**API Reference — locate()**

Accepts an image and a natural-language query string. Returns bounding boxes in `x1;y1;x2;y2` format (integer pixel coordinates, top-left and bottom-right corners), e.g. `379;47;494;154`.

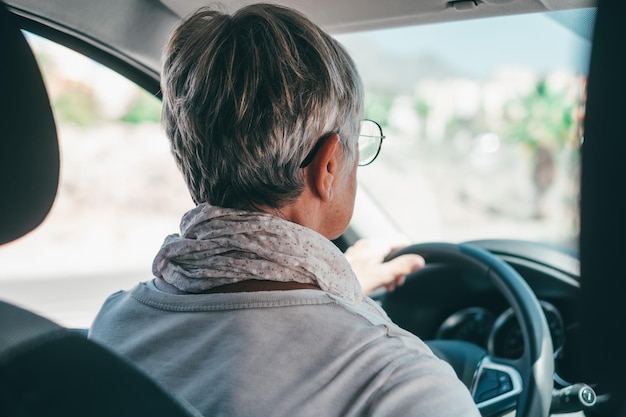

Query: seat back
0;4;202;416
0;3;59;245
0;302;203;417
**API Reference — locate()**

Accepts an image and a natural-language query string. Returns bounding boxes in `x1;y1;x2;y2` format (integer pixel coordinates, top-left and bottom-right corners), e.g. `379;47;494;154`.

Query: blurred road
0;270;145;329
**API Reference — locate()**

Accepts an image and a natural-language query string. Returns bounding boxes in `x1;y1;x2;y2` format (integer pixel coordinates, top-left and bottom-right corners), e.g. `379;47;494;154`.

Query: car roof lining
5;0;175;79
158;0;594;34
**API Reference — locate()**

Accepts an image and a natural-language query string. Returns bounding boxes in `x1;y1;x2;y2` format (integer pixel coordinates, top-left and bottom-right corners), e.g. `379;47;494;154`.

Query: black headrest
0;4;60;245
0;301;204;417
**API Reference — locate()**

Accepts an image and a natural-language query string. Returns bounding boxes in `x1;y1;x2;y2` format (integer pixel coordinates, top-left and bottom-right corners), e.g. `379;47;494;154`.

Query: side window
0;34;193;328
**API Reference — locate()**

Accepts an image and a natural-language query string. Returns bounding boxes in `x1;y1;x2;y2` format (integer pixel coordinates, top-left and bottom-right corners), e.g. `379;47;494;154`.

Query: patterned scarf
152;203;363;304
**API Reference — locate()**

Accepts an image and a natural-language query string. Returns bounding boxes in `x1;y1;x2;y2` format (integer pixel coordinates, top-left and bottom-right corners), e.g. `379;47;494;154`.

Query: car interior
1;0;625;416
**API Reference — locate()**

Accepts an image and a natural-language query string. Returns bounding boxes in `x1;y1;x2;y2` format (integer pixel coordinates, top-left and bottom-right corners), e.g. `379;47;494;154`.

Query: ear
304;133;341;202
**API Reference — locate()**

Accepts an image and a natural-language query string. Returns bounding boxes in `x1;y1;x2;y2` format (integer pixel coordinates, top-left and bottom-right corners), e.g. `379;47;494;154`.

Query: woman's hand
345;238;425;295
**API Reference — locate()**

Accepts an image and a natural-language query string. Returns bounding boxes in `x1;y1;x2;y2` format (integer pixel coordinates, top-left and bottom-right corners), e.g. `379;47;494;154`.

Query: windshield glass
337;9;593;249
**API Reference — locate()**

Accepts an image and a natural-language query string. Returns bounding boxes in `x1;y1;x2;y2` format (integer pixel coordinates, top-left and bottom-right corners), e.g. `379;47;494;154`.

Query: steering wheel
383;242;554;417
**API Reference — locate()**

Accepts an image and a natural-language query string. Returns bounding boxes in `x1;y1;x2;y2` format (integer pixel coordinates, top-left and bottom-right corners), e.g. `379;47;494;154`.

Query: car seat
0;4;202;416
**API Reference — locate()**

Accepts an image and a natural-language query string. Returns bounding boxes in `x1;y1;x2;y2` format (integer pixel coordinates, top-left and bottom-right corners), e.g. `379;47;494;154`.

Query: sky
336;8;594;80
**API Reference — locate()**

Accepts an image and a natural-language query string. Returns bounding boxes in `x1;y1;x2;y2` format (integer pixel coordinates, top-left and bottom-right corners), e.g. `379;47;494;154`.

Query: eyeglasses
299;119;385;168
358;119;385;166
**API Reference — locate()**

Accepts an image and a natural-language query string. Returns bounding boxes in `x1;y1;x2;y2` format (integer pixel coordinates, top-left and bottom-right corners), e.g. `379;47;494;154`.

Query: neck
258;192;330;237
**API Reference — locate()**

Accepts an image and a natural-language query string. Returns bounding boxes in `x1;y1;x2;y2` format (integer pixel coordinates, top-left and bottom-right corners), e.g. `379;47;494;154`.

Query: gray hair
161;3;364;210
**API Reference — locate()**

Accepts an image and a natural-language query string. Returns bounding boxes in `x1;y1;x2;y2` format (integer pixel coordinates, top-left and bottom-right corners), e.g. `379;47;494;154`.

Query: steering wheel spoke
472;356;523;416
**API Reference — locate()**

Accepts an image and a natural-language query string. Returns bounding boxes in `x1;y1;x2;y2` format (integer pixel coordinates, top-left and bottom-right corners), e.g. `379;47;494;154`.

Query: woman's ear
304;133;341;202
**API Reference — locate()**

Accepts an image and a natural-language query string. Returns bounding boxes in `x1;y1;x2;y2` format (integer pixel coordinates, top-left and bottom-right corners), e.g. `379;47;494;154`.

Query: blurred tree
364;92;394;128
503;78;580;219
414;98;431;140
53;83;99;127
120;89;161;124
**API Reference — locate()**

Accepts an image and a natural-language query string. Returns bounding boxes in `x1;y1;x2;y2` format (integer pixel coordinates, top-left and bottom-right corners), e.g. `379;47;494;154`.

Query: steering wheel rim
384;242;554;417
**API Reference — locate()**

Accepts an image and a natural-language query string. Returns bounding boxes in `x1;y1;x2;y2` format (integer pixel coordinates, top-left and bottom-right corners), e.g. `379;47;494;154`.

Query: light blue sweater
89;283;480;417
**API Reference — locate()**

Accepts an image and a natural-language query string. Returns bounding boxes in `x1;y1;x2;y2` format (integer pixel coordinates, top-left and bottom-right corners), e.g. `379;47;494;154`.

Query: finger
396;275;406;286
383;254;425;278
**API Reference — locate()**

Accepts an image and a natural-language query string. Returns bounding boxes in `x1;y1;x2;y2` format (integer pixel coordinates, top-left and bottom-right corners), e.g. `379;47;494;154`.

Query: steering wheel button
477;387;500;402
498;380;512;394
497;372;512;391
479;370;499;388
473;369;500;402
581;387;596;405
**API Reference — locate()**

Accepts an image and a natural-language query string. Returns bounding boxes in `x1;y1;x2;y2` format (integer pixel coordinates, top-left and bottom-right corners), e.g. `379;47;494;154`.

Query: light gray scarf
152;203;363;304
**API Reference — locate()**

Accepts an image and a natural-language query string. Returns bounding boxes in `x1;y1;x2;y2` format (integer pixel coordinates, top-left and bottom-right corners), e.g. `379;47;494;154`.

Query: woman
89;4;480;416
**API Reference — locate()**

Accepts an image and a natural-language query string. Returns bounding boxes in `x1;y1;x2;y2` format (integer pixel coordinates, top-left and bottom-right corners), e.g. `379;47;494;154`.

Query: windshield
337;9;592;249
